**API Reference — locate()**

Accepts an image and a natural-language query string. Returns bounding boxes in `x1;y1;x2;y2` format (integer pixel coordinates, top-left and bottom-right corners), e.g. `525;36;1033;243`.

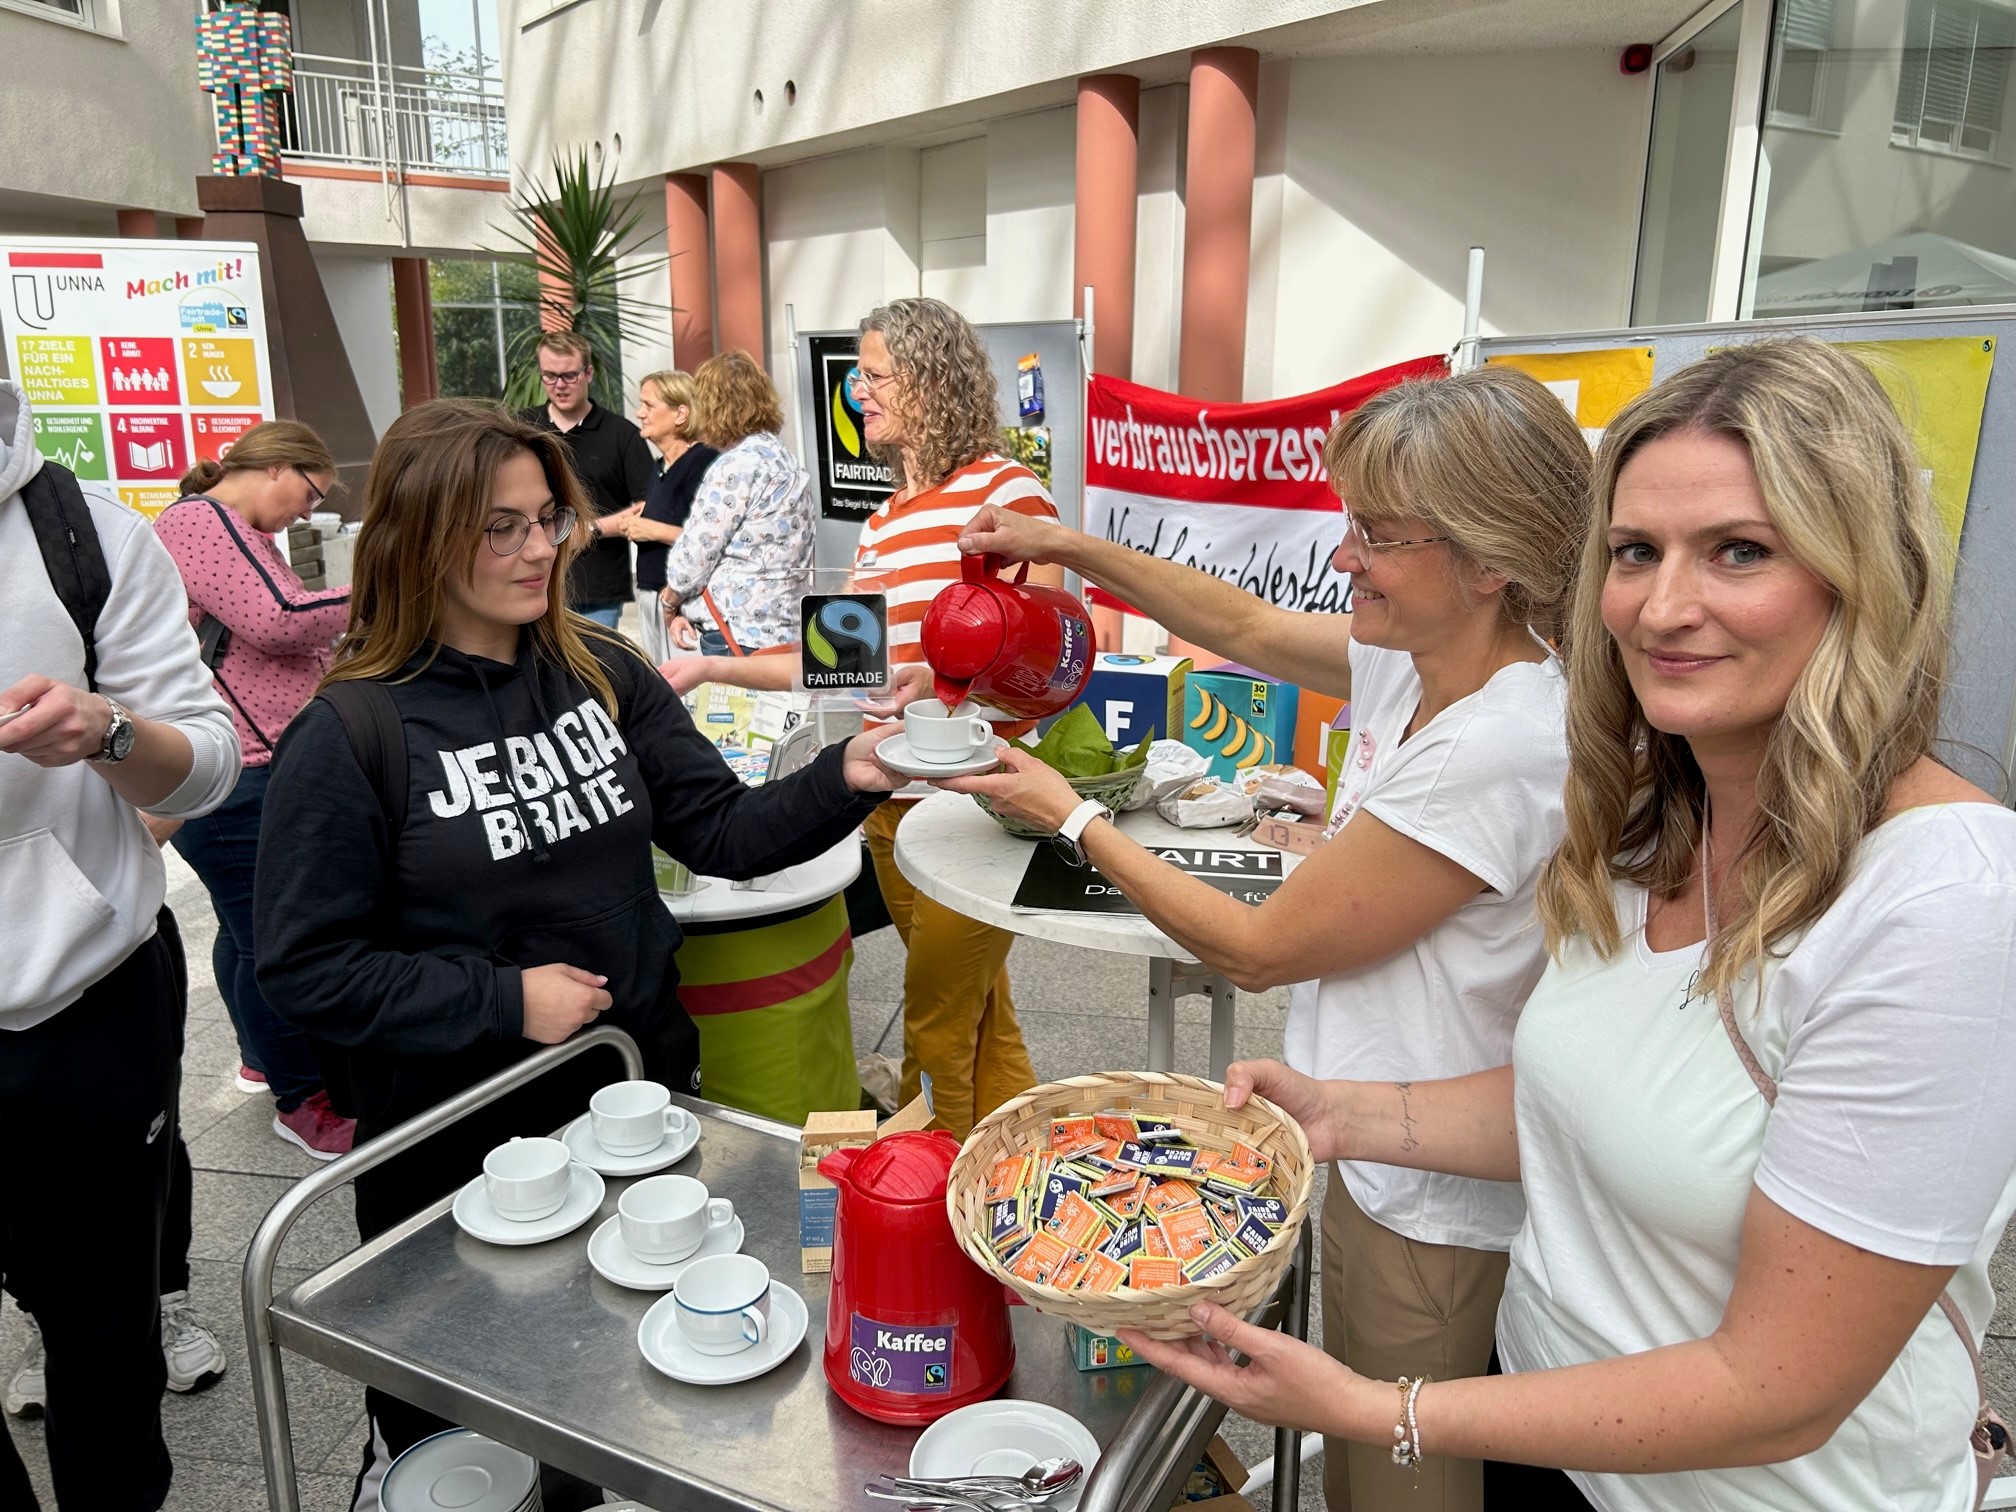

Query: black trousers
0;912;184;1512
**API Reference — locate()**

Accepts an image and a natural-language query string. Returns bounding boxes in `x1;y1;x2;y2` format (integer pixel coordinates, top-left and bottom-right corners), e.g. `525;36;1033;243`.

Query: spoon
908;1458;1082;1500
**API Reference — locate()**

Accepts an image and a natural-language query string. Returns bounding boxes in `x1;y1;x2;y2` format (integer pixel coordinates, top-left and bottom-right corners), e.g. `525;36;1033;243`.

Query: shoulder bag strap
316;680;408;834
1701;822;2007;1500
22;463;112;693
700;584;746;658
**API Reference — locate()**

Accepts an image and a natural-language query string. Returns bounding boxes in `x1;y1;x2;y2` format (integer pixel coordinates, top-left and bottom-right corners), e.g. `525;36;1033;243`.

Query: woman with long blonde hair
251;399;901;1501
1125;338;2016;1512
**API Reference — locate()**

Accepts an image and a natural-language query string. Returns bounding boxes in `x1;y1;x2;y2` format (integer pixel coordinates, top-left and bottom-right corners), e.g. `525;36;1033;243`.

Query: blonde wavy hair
1537;337;1953;996
860;297;1000;490
1322;366;1592;643
640;369;702;442
693;350;783;449
325;399;626;716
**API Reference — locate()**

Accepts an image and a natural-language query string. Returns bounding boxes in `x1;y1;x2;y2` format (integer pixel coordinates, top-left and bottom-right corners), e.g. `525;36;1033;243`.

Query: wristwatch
95;696;136;764
1053;798;1112;867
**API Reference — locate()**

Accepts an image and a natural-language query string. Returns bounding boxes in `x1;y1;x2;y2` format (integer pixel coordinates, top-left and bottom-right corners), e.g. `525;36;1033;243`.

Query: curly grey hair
859;297;1000;490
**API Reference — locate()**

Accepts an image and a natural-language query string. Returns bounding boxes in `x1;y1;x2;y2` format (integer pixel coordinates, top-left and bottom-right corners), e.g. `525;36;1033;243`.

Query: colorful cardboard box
1182;666;1299;778
1293;692;1346;781
798;1094;933;1273
1075;652;1191;752
1066;1323;1145;1372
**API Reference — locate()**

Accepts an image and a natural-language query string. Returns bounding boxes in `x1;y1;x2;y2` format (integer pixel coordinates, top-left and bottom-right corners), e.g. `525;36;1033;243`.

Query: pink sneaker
272;1091;356;1162
234;1065;268;1094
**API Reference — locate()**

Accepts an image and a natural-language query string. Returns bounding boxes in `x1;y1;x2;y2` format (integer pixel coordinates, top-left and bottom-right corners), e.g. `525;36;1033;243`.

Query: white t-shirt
1498;804;2016;1512
1282;640;1569;1250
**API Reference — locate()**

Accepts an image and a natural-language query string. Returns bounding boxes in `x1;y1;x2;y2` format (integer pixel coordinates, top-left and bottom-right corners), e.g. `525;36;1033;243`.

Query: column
536;213;569;333
664;172;715;370
174;217;206;240
391;257;438;408
710;162;764;365
1075;74;1141;651
1177;47;1259;402
115;209;156;238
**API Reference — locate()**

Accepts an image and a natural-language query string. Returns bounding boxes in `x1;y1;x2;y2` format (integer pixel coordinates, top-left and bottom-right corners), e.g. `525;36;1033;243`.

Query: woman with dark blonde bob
1125;339;2016;1512
659;349;814;654
251;399;900;1501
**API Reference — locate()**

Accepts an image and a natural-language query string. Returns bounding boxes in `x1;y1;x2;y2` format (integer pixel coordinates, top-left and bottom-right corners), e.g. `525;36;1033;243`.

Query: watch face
110;719;136;761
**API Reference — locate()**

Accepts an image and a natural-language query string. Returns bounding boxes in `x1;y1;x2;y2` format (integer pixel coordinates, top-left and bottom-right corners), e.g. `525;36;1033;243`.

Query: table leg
1271;1223;1315;1512
1147;958;1178;1072
1204;975;1237;1080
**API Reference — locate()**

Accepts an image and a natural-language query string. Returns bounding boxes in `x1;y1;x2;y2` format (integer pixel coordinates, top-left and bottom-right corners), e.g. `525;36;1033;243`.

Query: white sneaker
161;1290;226;1394
4;1316;43;1418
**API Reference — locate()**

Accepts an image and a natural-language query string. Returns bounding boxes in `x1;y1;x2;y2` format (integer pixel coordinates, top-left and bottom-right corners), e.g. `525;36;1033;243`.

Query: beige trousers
1320;1177;1510;1512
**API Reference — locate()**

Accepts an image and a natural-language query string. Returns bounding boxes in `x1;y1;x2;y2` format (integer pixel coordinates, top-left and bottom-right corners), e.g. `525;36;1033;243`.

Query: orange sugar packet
1049;1117;1098;1152
1093;1112;1139;1144
1009;1230;1073;1287
1044;1191;1108;1250
1141;1223;1173;1259
1143;1179;1202;1216
1159;1206;1217;1262
1052;1247;1095;1291
985;1155;1029;1202
1230;1140;1273;1177
1128;1257;1183;1290
1080;1251;1128;1293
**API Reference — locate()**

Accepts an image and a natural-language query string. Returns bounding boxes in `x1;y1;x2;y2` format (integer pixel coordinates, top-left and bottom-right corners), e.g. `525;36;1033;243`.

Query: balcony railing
282;52;508;178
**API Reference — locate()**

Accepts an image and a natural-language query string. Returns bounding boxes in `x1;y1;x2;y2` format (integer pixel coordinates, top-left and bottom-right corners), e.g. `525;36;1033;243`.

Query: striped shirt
852;454;1059;666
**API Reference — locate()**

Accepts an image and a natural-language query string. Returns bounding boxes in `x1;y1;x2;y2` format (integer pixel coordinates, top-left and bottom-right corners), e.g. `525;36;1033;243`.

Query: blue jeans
580;604;623;629
170;764;323;1111
698;628;732;657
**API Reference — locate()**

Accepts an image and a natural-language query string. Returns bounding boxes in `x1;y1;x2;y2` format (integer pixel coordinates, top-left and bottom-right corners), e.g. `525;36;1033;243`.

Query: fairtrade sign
2;237;273;518
805;333;895;522
1083;357;1444;616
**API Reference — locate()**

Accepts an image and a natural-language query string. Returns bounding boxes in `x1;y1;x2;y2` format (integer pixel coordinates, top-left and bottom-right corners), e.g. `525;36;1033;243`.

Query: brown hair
535;329;594;368
692;350;783;449
640;369;702;442
1320;366;1591;643
1538;337;1952;997
324;399;629;714
859;297;1000;490
177;419;335;498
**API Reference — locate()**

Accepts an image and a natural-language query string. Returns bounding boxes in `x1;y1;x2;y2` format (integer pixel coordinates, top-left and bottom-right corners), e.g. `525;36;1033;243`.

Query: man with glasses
516;331;654;631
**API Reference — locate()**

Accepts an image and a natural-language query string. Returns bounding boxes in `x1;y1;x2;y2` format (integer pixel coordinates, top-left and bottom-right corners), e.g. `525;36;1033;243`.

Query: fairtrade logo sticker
800;594;888;690
180;336;260;406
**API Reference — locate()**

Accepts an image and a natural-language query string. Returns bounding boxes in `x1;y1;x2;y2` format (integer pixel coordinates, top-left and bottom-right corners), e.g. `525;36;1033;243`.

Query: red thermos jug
820;1131;1014;1424
919;553;1095;719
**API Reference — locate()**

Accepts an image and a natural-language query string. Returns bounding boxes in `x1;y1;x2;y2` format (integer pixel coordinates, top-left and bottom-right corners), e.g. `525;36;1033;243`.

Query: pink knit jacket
154;496;351;767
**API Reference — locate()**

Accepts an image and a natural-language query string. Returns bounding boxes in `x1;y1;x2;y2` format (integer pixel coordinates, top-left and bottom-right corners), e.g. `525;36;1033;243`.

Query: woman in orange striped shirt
662;297;1062;1136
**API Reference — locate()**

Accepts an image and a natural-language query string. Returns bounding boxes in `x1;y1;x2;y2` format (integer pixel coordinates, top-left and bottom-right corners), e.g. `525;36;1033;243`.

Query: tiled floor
9;842;2015;1511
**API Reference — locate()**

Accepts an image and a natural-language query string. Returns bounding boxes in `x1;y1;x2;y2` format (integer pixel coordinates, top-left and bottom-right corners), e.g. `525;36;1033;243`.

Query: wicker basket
972;767;1145;839
947;1071;1313;1339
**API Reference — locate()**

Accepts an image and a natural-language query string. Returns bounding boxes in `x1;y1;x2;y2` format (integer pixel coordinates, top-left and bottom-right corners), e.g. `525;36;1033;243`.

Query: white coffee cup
482;1137;573;1221
590;1079;683;1156
619;1174;734;1264
902;698;995;762
673;1253;771;1356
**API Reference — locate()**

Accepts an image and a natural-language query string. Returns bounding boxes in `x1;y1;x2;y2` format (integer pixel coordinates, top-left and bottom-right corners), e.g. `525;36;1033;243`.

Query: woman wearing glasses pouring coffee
940;365;1591;1512
250;400;902;1502
1119;340;2016;1512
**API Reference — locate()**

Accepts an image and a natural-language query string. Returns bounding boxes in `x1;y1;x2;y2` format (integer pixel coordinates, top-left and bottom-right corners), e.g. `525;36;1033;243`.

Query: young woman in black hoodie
254;399;897;1497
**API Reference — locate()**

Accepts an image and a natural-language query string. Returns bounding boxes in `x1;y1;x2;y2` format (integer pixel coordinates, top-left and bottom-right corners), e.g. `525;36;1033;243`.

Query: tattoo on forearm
1395;1081;1420;1152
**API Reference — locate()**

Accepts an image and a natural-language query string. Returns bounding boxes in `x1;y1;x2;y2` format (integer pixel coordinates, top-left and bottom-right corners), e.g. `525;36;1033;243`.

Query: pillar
536;212;569;334
391;257;438;408
175;217;206;240
1177;47;1259;402
664;172;715;370
1075;74;1141;651
711;162;764;366
116;209;156;238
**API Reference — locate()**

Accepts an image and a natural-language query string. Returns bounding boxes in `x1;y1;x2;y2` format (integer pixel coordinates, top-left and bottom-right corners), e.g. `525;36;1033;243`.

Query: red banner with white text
1083;356;1444;615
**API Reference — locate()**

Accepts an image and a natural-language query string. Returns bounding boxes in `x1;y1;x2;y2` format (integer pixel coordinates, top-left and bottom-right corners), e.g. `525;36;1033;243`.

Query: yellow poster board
1487;346;1656;444
1837;336;1994;544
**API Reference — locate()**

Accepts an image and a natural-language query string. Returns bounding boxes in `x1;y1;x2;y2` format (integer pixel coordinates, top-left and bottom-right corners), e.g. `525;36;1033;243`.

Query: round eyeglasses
482;506;577;557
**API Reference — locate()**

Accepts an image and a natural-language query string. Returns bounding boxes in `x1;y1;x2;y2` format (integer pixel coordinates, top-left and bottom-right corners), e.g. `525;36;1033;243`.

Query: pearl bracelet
1390;1374;1431;1471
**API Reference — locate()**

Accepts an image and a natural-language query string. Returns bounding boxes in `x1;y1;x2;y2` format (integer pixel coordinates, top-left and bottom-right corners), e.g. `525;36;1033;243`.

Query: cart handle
245;1026;644;1512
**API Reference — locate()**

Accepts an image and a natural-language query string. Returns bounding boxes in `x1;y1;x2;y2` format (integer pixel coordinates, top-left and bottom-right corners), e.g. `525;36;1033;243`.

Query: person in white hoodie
0;380;238;1510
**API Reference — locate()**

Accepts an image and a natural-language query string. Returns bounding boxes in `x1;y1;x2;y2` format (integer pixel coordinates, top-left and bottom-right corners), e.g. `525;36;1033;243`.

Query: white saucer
910;1400;1102;1512
560;1108;700;1176
452;1163;605;1246
637;1281;809;1386
875;733;1005;780
586;1213;745;1291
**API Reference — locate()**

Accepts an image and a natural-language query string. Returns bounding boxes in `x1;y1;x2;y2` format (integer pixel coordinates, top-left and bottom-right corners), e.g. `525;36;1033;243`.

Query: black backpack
21;461;112;693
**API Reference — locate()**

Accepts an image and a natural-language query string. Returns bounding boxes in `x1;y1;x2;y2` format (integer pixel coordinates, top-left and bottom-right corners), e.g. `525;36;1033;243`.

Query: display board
1479;309;2016;795
793;317;1082;575
0;237;275;518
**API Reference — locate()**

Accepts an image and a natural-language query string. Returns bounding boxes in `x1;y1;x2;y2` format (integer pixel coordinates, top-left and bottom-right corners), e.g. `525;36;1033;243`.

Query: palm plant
495;147;670;411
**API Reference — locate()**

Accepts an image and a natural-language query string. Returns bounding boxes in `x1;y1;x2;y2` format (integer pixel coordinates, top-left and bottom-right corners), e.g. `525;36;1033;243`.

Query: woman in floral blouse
661;350;815;653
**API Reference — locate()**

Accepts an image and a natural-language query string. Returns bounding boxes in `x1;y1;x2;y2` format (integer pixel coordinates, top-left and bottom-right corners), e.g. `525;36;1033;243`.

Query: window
11;0;91;21
1771;0;1838;126
1892;0;2015;158
427;259;538;402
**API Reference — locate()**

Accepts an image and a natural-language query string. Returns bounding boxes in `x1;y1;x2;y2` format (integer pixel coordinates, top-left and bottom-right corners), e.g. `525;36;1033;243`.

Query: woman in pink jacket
154;422;355;1159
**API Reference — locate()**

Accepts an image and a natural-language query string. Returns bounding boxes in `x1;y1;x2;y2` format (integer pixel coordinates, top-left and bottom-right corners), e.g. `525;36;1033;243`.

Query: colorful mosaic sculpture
197;2;295;177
